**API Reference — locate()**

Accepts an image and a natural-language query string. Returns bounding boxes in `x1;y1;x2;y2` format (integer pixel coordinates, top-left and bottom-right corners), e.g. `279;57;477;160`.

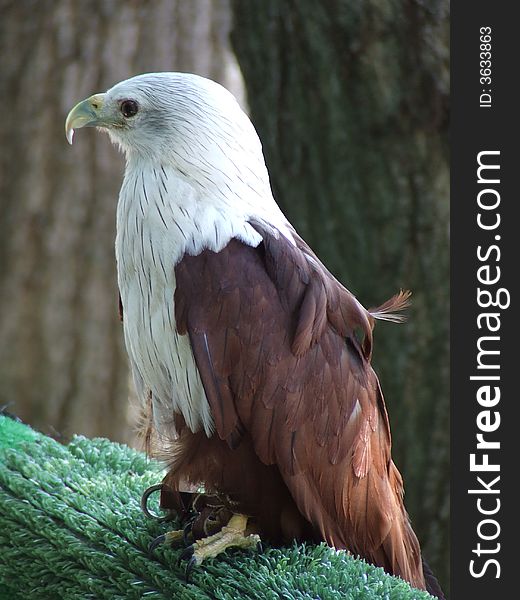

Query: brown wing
174;223;425;590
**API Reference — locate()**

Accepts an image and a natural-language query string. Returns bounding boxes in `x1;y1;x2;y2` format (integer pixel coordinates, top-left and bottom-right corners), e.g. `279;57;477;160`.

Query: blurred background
0;0;449;593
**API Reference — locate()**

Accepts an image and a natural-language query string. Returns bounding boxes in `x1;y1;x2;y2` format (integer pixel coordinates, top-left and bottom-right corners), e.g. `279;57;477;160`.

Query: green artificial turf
0;414;433;599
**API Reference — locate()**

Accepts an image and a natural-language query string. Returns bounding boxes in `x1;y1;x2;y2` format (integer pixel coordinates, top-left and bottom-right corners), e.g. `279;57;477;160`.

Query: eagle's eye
120;100;139;118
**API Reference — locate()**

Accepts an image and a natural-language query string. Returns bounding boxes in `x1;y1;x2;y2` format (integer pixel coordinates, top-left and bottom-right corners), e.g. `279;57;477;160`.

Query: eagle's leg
179;513;261;577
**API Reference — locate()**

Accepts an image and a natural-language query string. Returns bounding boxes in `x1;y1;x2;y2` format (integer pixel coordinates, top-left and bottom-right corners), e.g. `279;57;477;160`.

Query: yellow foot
179;514;261;580
191;514;260;565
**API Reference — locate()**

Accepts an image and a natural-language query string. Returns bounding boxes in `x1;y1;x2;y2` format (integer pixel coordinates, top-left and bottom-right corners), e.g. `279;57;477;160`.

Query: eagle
66;72;443;597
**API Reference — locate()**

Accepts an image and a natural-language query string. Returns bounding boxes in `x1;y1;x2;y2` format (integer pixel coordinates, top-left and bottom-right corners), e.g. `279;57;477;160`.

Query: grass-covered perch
0;415;433;599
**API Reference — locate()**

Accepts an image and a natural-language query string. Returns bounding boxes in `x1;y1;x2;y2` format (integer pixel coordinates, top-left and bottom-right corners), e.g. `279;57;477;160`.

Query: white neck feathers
117;159;293;268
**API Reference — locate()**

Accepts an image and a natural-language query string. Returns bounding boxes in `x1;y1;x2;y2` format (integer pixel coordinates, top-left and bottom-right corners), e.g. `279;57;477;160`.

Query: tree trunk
0;0;242;443
231;0;449;592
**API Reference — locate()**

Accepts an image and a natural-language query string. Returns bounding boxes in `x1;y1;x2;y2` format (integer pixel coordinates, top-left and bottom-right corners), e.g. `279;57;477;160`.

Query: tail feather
369;290;412;323
422;559;446;599
379;515;425;592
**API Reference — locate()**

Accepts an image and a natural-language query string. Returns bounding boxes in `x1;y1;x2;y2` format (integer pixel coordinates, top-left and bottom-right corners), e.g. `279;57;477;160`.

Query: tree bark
0;0;242;443
231;0;449;592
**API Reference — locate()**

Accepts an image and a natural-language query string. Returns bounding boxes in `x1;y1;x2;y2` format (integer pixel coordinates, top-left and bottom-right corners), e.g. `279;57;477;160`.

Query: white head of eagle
65;73;428;594
67;73;290;250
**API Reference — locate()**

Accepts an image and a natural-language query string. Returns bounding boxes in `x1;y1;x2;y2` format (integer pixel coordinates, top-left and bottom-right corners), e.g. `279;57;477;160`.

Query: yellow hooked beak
65;93;106;144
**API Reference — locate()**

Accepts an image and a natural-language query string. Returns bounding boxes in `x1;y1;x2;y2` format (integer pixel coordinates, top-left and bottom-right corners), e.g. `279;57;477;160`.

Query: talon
185;555;197;582
141;483;172;522
177;544;195;565
183;518;195;546
150;529;186;553
149;533;166;553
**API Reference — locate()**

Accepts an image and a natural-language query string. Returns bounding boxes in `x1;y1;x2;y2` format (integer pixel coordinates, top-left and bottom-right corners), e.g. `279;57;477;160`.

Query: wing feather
174;224;425;590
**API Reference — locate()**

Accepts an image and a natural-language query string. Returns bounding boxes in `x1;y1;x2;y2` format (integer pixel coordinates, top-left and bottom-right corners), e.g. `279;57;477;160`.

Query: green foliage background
0;415;433;599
